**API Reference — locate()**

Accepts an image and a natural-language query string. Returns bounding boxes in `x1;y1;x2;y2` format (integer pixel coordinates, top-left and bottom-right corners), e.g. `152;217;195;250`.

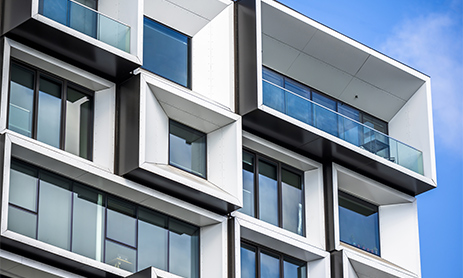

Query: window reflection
338;191;380;256
241;150;305;236
7;160;200;276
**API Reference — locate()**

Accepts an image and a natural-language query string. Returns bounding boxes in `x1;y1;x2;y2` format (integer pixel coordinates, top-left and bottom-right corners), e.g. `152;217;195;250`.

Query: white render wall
389;81;436;182
332;164;421;277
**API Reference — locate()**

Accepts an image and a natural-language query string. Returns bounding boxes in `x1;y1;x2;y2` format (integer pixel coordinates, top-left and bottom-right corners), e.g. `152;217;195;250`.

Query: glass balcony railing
39;0;130;52
263;79;424;175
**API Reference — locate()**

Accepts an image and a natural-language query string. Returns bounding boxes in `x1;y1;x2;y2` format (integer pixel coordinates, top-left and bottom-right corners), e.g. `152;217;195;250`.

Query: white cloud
380;12;463;154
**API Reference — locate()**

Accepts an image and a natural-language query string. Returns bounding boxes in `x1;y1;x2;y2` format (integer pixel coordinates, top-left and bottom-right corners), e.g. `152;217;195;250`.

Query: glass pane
37;173;72;250
37;77;62;148
284;259;307;278
240;244;256;278
8;205;37;238
169;121;206;178
263;80;285;113
137;208;168;271
169;218;199;278
258;160;278;226
99;13;131;52
339;192;380;256
74;0;97;9
9;162;38;211
72;185;105;261
286;92;311;125
285;79;310;99
241;151;255;217
65;87;93;160
312;92;337;136
106;198;136;247
338;104;361;146
39;0;68;25
9;63;35;137
143;18;189;87
105;240;136;272
260;251;280;278
69;0;97;38
282;169;303;235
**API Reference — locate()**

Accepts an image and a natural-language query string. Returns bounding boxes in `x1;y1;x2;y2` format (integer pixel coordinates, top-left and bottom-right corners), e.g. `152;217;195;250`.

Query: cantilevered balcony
1;0;142;81
39;0;130;52
263;79;424;175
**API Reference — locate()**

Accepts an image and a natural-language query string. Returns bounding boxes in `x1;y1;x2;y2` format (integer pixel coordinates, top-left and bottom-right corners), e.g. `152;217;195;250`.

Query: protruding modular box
236;0;436;196
117;72;242;215
0;0;143;81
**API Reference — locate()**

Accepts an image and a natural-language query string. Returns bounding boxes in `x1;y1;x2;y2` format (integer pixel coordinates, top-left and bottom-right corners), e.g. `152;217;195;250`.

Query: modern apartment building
0;0;436;277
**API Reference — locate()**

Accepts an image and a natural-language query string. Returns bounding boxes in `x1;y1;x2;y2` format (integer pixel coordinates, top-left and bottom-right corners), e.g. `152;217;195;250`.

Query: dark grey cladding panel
4;17;140;82
331;250;344;278
1;0;32;35
0;236;122;278
116;74;141;176
125;168;239;215
243;109;434;196
236;0;259;115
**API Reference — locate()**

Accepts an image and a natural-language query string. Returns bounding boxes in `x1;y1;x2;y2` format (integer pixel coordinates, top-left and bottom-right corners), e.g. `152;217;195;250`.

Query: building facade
0;0;436;278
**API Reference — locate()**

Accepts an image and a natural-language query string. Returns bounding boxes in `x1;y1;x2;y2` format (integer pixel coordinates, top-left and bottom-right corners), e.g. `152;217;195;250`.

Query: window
169;120;207;178
241;150;304;236
7;160;200;278
143;17;190;88
8;61;93;160
262;67;388;134
241;242;307;278
338;191;380;256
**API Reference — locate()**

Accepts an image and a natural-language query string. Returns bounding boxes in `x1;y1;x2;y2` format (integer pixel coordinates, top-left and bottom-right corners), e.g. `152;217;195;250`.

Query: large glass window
8;61;94;160
241;242;307;278
7;160;199;278
338;191;380;256
169;120;207;178
143;17;190;88
241;150;304;236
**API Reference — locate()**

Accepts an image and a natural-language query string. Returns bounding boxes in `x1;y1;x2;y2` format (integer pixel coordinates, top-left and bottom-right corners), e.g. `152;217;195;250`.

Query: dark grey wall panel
1;0;32;36
116;74;141;176
236;0;258;115
330;250;344;278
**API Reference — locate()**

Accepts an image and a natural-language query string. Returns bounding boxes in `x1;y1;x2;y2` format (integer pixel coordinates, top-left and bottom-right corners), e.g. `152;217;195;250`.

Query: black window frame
7;158;201;276
7;59;94;160
142;16;192;89
242;148;306;236
241;240;307;278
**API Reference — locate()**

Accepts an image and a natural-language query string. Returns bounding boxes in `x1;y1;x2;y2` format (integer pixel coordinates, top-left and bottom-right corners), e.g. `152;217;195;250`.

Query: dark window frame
142;16;192;89
242;148;305;236
8;159;201;276
241;240;307;278
7;59;94;160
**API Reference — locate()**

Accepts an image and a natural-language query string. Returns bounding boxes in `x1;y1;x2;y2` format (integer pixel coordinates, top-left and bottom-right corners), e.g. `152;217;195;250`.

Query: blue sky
279;0;463;276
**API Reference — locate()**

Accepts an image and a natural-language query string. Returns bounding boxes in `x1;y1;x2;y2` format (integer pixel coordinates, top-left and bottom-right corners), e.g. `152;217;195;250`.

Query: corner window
169;120;207;178
8;61;94;160
143;17;190;88
241;242;307;278
7;160;200;277
241;150;304;236
338;191;380;256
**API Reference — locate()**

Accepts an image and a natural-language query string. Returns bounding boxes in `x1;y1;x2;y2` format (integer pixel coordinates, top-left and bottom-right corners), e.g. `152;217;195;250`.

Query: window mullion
32;71;40;140
60;81;67;150
255;154;260;221
277;162;283;229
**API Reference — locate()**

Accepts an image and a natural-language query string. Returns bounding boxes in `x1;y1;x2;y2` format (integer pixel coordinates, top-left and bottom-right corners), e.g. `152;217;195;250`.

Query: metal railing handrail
262;79;422;154
69;0;131;29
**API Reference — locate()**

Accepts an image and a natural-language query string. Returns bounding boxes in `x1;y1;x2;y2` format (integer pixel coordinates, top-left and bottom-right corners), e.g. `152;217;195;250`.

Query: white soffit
261;1;426;121
144;0;230;36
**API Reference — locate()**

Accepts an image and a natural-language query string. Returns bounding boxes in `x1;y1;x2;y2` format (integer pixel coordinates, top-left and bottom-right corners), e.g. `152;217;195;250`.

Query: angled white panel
340;77;406;122
287;52;353;98
303;30;369;75
262;34;301;73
